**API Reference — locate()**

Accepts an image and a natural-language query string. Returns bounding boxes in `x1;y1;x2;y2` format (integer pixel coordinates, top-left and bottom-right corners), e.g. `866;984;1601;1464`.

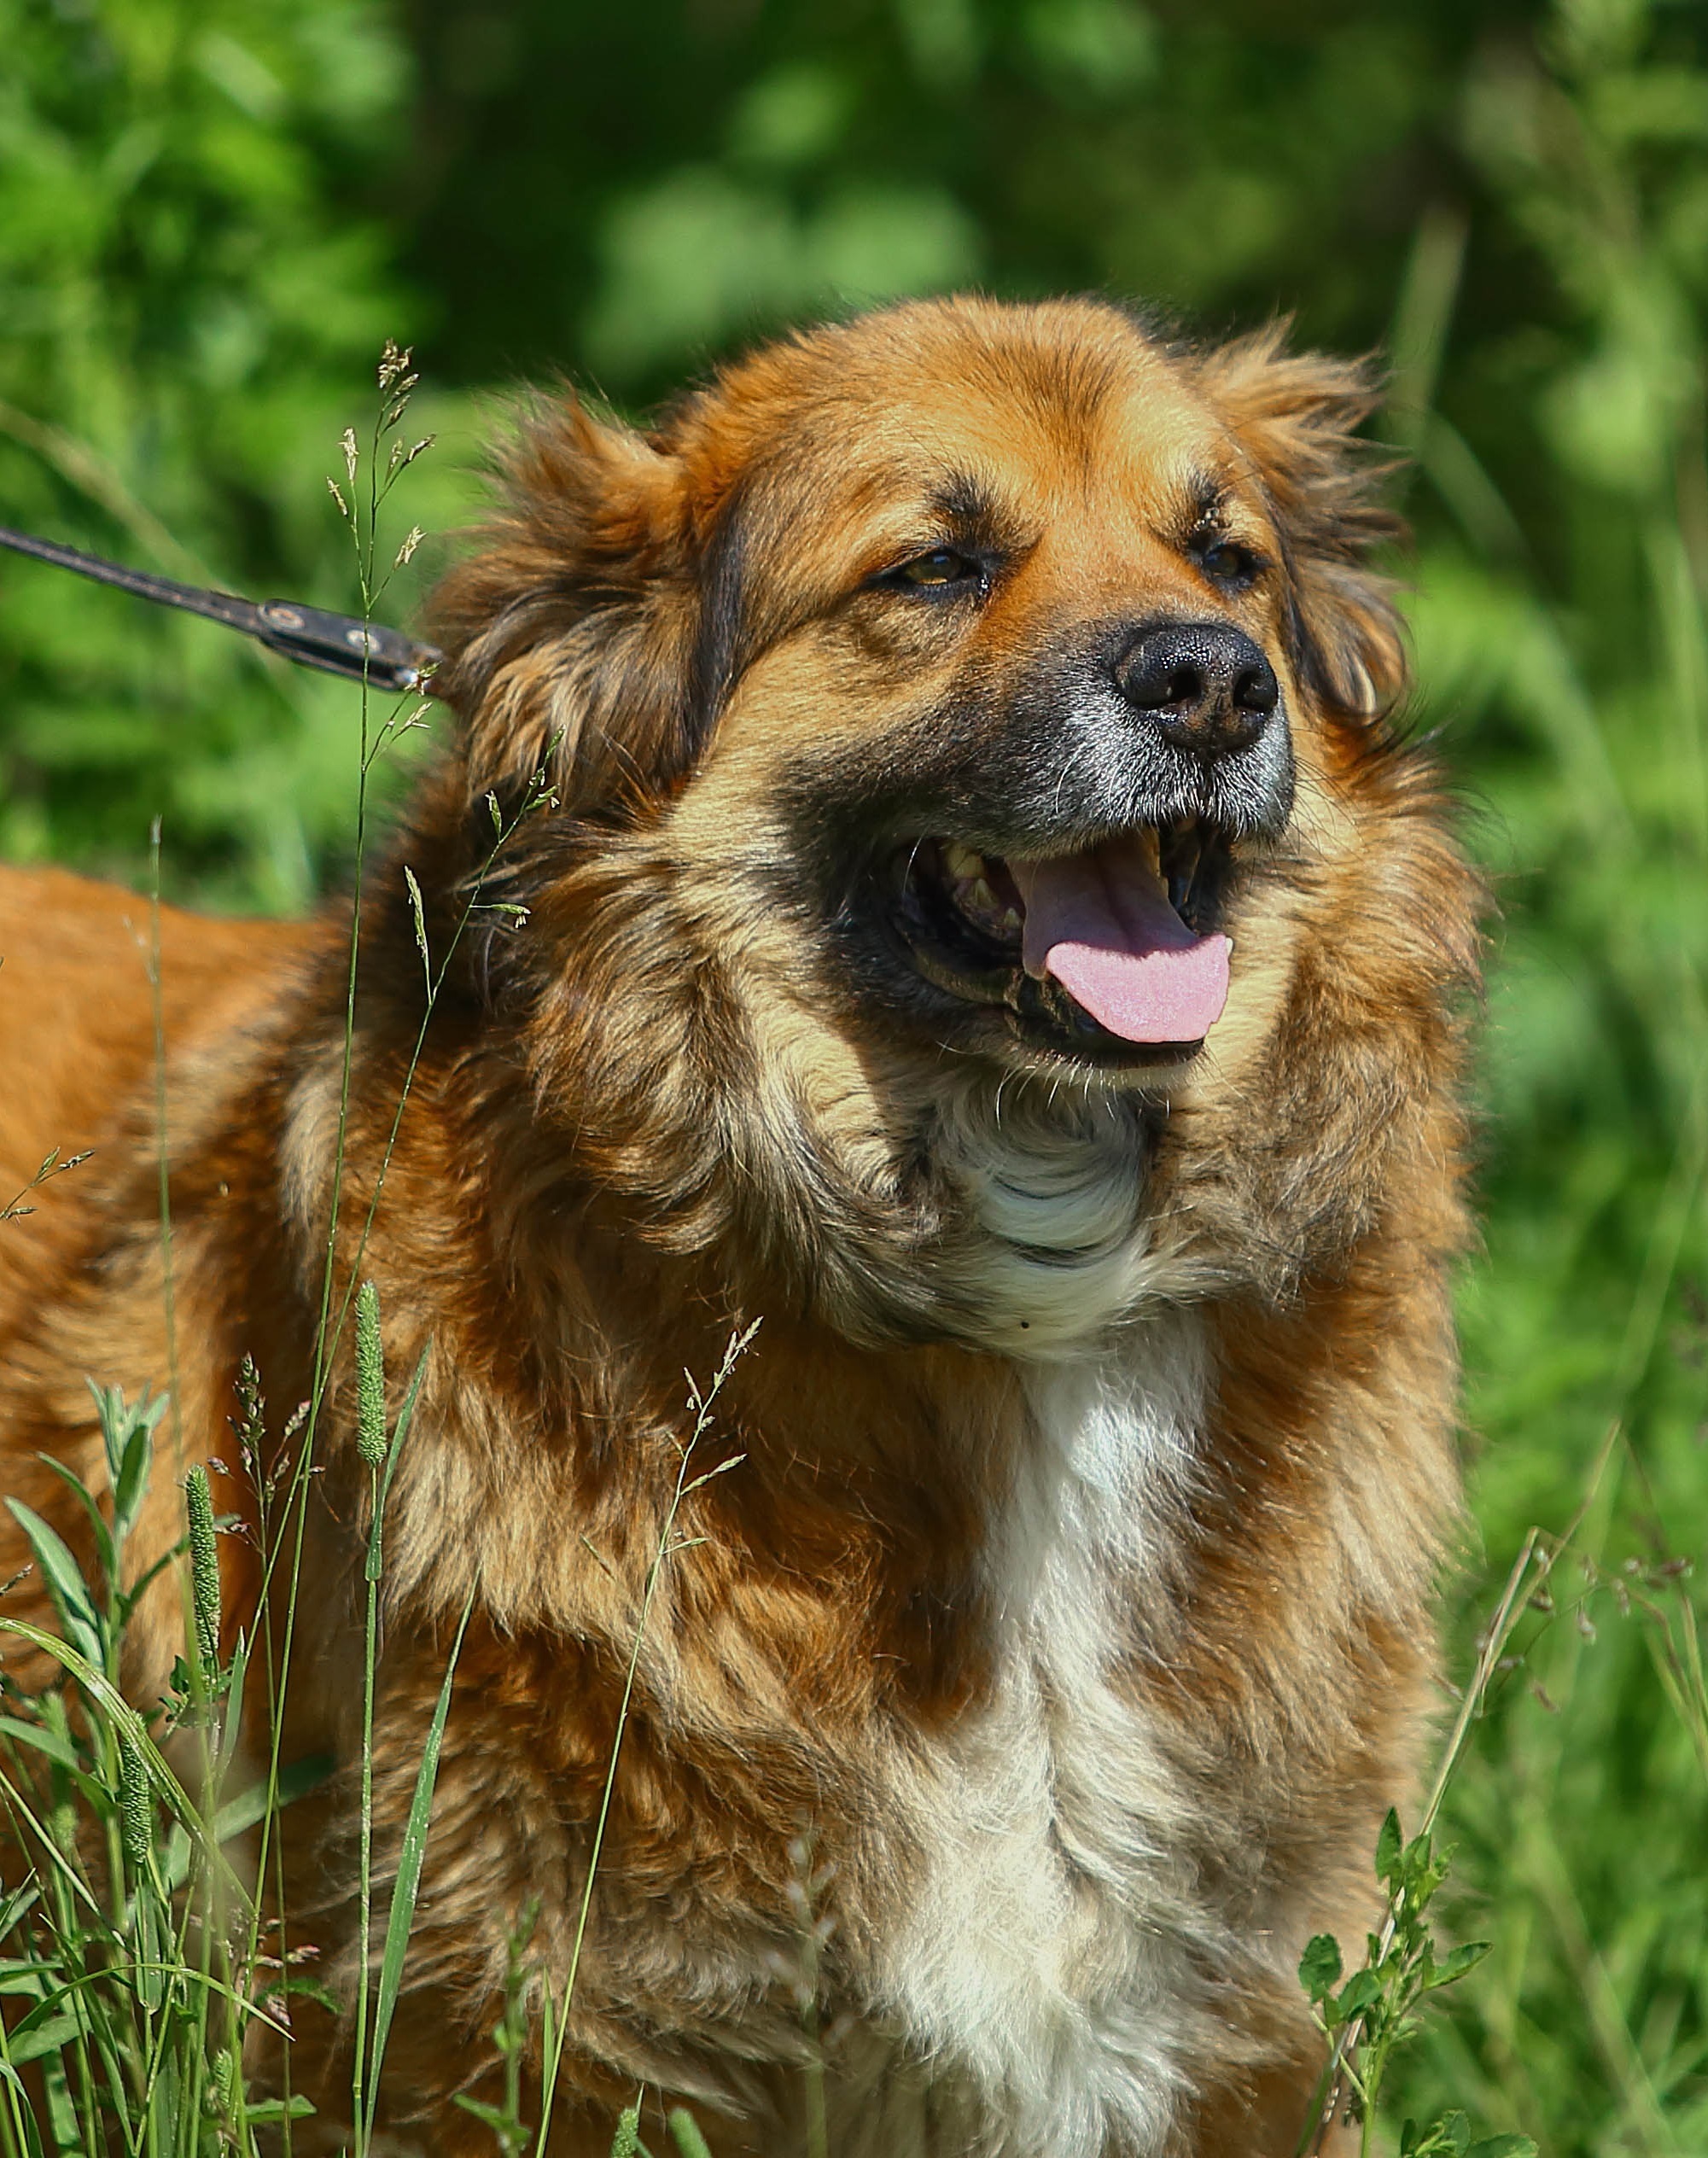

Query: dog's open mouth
889;821;1233;1064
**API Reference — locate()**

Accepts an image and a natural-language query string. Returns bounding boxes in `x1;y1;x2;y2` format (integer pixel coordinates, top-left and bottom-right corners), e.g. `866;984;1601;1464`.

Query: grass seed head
119;1731;151;1875
357;1279;388;1468
184;1464;221;1680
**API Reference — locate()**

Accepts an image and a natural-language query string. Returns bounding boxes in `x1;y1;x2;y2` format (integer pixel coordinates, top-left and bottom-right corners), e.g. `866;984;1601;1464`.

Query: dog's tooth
944;841;984;882
966;876;997;915
1000;907;1023;934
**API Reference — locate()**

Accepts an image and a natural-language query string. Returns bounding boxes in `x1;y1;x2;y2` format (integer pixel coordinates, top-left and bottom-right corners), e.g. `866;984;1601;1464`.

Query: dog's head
428;297;1473;1351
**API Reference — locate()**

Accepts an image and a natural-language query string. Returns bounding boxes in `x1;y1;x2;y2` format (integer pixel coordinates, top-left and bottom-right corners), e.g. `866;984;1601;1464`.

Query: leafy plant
1297;1812;1534;2158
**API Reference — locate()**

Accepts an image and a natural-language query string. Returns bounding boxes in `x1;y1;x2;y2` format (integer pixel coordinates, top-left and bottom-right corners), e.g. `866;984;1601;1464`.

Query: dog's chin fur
0;295;1478;2156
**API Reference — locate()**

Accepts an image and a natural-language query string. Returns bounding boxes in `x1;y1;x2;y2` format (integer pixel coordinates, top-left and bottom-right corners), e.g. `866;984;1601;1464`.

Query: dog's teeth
952;872;1023;947
943;841;984;882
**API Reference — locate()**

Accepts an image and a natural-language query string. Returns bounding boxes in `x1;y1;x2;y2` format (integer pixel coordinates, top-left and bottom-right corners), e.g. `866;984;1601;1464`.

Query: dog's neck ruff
927;1078;1169;1356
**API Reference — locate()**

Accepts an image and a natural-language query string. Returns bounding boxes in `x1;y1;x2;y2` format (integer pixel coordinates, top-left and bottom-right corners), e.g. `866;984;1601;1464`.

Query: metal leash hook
0;523;446;697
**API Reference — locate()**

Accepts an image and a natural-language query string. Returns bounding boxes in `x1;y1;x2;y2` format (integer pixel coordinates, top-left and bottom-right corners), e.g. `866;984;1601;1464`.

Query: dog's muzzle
1064;615;1294;843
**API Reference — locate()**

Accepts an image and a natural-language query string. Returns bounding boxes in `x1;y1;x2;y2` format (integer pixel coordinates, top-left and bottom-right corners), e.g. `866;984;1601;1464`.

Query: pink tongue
1009;841;1230;1045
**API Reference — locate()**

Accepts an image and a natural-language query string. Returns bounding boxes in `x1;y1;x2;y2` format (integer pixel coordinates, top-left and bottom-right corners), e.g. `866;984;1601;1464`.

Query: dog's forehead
697;301;1248;534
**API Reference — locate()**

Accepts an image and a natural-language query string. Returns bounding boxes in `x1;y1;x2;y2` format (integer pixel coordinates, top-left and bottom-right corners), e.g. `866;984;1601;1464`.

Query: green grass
1381;11;1708;2147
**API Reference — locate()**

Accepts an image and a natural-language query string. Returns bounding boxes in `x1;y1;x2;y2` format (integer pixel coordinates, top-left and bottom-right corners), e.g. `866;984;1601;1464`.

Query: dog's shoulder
0;864;314;1192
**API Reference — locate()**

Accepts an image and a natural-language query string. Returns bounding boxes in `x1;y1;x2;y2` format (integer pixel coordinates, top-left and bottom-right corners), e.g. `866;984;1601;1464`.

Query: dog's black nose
1112;623;1280;759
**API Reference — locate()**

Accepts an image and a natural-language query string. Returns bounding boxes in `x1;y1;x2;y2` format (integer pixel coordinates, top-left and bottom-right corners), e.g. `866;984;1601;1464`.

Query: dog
0;296;1478;2155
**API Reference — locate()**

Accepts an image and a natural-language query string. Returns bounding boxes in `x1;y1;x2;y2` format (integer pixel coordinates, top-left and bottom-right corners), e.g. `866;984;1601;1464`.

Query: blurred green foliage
400;0;1534;396
0;0;441;904
2;0;1707;2148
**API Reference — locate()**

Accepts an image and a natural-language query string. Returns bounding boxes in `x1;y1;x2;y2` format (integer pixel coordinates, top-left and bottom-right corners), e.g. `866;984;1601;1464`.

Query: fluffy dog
0;296;1478;2155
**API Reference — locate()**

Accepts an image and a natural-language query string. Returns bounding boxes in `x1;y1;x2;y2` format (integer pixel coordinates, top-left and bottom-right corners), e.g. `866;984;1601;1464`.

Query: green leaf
90;1380;129;1496
1297;1932;1343;2002
0;1882;39;1941
362;1589;475;2130
1466;2138;1538;2157
0;1716;109;1822
39;2050;78;2154
214;1751;335;1842
5;2008;81;2068
0;1616;201;1843
5;1500;104;1672
119;1543;189;1627
35;1456;116;1595
453;2094;516;2133
1375;1806;1404;1885
112;1400;160;1547
162;1749;335;1891
1334;1968;1384;2021
6;1982;92;2069
213;1629;254;1786
0;1716;80;1775
240;2097;317;2124
1406;1839;1449;1908
1427;1939;1494;1989
86;1380;166;1548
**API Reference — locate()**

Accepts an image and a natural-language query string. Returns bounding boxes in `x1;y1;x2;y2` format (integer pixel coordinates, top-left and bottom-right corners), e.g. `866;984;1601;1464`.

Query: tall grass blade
0;1618;201;1839
362;1588;475;2132
0;2062;46;2158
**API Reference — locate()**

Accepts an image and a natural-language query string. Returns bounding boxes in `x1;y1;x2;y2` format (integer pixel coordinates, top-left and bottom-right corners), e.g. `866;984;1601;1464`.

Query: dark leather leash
0;522;445;697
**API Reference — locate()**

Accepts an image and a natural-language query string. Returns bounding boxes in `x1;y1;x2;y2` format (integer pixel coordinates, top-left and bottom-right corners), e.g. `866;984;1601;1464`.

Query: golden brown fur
0;298;1478;2155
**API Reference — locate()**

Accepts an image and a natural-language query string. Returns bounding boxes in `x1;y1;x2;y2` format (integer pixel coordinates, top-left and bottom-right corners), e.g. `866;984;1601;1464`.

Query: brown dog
0;297;1478;2155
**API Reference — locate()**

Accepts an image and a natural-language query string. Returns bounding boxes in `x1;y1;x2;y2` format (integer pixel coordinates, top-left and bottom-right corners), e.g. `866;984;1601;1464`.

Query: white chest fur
858;1316;1217;2158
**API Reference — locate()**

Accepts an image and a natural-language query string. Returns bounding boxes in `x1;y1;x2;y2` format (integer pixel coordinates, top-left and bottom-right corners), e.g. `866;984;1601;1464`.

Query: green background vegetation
1;0;1705;2146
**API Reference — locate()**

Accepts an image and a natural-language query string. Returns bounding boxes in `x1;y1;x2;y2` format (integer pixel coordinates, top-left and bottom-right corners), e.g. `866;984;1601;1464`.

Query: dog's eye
889;549;983;592
1196;538;1262;586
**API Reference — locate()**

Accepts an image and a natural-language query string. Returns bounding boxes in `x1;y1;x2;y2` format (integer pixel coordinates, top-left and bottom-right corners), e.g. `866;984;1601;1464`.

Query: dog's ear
429;395;739;814
1192;325;1406;724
